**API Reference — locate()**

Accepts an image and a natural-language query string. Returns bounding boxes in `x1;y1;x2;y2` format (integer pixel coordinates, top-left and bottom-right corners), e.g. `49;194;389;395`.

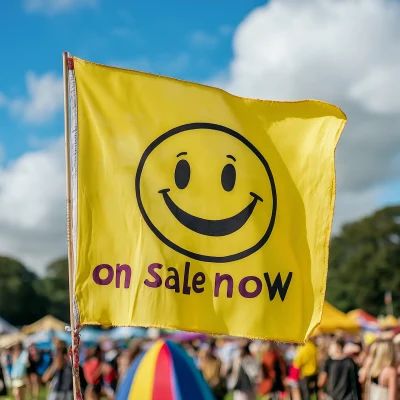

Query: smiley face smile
158;188;263;237
136;122;277;263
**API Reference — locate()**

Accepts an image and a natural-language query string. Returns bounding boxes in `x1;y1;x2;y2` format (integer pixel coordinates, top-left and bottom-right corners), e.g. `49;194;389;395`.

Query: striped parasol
116;340;214;400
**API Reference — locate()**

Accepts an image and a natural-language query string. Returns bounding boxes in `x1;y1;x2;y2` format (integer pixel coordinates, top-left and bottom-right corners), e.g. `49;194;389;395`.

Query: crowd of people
0;330;399;400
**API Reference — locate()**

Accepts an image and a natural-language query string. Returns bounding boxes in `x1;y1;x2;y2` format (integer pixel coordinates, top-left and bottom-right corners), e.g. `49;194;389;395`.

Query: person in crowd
283;344;297;368
37;349;53;378
198;343;227;400
43;340;86;400
359;339;378;394
227;342;259;400
1;348;12;389
116;339;143;389
83;345;103;400
344;341;363;367
182;342;199;366
26;344;42;400
258;341;286;400
292;336;318;399
318;336;361;400
365;339;397;400
102;360;118;400
217;338;238;376
286;362;301;400
394;334;400;396
0;360;7;397
10;342;29;400
316;336;331;370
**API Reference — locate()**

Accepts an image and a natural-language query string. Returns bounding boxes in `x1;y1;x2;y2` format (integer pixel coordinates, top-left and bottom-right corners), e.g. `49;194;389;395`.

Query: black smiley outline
135;122;277;263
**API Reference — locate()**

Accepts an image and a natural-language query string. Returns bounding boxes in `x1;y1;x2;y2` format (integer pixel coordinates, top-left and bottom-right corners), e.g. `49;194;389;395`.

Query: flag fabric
67;55;346;343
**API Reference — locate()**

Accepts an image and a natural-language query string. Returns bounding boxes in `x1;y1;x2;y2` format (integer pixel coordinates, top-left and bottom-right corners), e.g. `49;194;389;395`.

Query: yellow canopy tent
378;315;398;330
313;302;360;335
22;315;67;334
0;332;26;349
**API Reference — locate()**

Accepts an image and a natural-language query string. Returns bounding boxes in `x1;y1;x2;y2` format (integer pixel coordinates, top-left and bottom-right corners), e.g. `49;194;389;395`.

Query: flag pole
62;51;79;400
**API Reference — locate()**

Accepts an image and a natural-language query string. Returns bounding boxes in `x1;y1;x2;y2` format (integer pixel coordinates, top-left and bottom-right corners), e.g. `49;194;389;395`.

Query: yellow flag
67;55;346;342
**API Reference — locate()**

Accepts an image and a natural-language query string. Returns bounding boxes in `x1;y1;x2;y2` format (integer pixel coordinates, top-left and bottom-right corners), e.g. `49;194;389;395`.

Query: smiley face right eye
221;163;236;192
175;159;190;189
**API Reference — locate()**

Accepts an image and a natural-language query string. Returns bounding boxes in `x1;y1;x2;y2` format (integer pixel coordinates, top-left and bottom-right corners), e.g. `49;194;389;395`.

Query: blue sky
0;0;265;162
0;0;399;273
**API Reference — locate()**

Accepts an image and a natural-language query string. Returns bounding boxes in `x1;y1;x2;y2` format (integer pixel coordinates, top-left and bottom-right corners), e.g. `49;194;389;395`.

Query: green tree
327;205;400;316
41;258;70;322
0;256;48;326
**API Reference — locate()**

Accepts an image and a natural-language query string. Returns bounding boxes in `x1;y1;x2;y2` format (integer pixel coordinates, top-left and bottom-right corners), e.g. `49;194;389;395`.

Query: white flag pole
62;51;81;400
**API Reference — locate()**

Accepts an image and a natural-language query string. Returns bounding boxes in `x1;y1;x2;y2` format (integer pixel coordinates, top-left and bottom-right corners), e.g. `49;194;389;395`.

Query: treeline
1;205;399;326
0;257;70;326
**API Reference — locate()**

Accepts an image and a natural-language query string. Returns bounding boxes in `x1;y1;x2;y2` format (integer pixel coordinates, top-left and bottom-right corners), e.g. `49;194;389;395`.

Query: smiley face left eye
221;164;236;192
175;159;191;189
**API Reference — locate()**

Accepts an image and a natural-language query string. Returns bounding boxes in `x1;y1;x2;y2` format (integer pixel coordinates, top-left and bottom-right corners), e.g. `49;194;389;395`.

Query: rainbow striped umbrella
116;340;214;400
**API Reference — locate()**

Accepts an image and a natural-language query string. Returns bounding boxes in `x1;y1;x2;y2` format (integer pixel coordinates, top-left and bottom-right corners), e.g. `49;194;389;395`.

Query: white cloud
7;72;63;124
2;0;400;275
213;0;400;231
24;0;97;14
332;188;379;234
0;138;66;274
348;66;400;114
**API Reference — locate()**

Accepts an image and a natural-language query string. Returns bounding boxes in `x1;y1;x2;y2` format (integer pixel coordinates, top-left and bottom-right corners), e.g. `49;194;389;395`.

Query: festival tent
378;315;399;330
22;315;67;334
80;327;104;344
313;302;360;334
348;309;377;323
348;309;379;331
24;330;71;348
24;331;71;349
0;316;18;335
108;327;147;341
0;332;26;349
116;340;214;400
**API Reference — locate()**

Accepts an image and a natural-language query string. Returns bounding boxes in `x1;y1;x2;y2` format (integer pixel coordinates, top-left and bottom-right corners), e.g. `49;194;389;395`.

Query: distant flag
63;53;346;343
385;292;392;305
385;291;393;305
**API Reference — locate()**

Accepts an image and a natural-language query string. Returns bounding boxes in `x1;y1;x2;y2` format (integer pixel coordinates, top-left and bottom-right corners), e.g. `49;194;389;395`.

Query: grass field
0;389;237;400
0;388;238;400
0;390;236;400
1;388;315;400
0;386;46;400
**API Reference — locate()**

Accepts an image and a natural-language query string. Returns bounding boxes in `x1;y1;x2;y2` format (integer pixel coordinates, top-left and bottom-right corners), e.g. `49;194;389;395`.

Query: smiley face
135;123;277;263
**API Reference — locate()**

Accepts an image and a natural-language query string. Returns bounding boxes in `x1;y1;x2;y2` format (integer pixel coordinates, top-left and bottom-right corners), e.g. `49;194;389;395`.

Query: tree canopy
40;258;70;322
0;257;48;326
327;205;400;316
